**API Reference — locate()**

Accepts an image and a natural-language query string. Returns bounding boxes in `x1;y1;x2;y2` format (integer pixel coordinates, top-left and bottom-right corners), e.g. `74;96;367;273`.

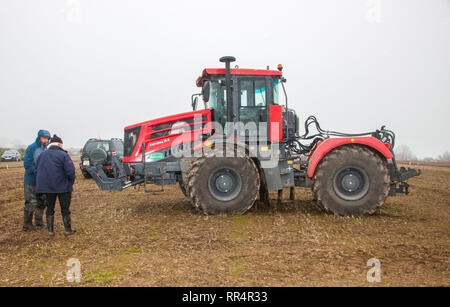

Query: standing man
23;129;51;231
36;135;76;236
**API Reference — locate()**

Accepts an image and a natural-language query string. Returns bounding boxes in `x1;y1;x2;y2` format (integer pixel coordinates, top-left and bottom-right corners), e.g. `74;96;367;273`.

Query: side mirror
192;96;198;110
202;81;210;103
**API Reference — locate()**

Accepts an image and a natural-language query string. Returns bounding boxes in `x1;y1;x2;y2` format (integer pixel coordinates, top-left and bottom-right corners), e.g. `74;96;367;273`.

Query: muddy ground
0;158;448;286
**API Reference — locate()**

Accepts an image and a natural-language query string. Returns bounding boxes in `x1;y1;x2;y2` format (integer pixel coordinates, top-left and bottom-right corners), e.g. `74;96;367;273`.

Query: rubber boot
34;208;45;229
22;211;37;231
47;215;54;236
62;215;76;236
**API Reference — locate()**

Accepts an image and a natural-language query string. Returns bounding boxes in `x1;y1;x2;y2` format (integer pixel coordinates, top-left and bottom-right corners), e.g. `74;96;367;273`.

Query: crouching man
36;135;76;236
23;129;51;230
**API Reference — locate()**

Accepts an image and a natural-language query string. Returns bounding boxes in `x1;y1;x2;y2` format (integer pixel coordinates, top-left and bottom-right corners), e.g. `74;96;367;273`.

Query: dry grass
0;158;448;286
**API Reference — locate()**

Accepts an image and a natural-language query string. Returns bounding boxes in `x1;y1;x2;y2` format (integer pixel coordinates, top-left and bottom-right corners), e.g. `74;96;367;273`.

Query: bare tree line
395;145;450;162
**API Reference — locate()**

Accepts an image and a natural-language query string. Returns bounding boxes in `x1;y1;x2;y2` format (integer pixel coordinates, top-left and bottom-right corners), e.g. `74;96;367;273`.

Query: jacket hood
35;130;51;144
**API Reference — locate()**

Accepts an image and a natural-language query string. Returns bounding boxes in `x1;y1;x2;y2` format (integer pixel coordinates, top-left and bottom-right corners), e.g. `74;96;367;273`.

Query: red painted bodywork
123;109;212;163
197;68;282;86
268;105;283;142
306;137;393;178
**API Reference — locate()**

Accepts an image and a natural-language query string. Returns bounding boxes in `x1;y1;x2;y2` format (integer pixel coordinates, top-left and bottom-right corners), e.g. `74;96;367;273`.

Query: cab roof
197;68;282;87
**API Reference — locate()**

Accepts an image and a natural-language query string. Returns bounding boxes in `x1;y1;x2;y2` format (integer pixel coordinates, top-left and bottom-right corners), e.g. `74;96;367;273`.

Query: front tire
178;175;188;198
312;145;389;217
186;147;260;215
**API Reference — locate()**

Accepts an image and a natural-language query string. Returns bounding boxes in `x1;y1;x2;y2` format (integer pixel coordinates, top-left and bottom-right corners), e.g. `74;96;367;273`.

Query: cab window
239;79;267;137
273;79;279;105
240;80;266;107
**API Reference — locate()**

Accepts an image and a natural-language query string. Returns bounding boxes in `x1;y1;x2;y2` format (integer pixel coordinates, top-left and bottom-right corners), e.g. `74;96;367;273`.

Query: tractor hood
122;109;212;163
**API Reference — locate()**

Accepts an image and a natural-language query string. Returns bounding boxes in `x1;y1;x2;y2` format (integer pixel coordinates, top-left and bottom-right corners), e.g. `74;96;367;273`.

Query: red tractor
87;56;420;216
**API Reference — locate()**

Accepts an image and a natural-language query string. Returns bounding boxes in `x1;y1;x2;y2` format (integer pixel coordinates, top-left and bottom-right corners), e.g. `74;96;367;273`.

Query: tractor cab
194;56;286;139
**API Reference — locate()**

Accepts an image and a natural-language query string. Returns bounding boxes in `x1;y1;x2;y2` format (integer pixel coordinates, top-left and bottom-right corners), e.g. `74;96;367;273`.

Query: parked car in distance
79;138;123;178
1;150;22;162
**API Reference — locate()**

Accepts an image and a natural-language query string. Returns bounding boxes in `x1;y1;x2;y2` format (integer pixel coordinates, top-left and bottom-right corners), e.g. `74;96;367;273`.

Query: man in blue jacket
23;129;51;231
36;135;76;236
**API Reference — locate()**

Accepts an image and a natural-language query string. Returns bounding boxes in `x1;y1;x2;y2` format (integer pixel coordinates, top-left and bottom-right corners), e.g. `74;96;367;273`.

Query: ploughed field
0;158;448;286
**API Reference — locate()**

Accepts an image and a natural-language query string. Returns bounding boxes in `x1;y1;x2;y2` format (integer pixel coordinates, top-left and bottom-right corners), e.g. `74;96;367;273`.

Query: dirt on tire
313;145;389;217
186;146;260;215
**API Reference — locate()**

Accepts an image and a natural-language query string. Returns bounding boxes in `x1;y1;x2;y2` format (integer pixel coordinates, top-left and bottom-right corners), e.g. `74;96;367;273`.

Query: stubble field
0;158;448;286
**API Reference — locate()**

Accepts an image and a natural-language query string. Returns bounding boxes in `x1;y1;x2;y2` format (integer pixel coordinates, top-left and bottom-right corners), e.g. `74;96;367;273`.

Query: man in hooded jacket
23;129;51;231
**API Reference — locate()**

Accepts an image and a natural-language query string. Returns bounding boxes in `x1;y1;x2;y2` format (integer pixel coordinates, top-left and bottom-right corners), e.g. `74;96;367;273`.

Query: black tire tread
312;145;389;217
185;146;260;215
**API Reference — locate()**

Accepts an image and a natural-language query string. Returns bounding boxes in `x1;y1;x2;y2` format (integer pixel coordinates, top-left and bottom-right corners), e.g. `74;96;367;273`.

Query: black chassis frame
87;143;421;201
86;140;291;193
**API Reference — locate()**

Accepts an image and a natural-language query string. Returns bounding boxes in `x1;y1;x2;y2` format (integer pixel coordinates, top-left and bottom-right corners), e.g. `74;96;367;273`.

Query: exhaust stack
219;56;236;127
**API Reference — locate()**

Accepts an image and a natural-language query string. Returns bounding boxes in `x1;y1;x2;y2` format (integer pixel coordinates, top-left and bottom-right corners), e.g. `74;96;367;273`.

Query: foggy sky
0;0;449;158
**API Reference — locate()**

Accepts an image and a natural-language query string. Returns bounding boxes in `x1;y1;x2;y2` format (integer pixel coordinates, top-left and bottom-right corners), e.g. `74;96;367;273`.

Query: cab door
237;77;269;139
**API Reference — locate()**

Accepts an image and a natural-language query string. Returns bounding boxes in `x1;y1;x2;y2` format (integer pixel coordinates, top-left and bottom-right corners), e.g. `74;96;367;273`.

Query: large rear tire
312;145;389;217
186;147;260;215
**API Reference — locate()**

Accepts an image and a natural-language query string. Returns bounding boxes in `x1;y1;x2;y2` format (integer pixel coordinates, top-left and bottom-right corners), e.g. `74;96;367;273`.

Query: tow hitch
388;165;422;196
86;156;139;191
86;149;181;192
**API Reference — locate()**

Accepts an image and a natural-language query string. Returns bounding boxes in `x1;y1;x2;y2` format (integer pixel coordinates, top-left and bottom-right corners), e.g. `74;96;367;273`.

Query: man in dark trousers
36;135;76;236
23;129;51;230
